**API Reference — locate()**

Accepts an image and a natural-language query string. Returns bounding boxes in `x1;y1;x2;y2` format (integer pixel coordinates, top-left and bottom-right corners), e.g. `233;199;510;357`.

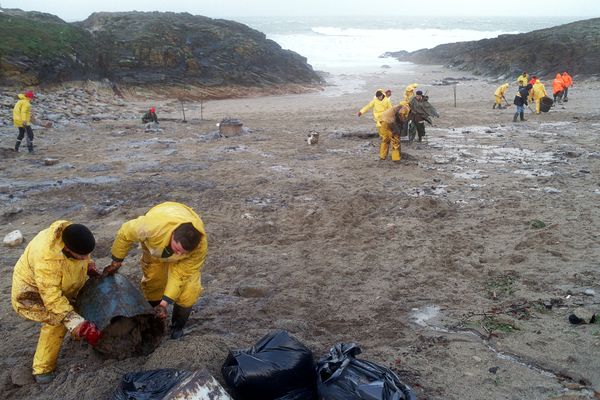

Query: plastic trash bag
316;343;416;400
221;329;317;400
113;369;191;400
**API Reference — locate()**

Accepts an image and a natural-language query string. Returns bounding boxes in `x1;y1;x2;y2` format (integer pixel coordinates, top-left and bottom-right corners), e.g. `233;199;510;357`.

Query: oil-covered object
75;273;165;359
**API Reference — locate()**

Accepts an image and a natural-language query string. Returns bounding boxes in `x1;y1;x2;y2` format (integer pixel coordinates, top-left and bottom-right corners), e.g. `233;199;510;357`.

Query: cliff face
385;18;600;79
0;9;95;85
77;12;322;86
0;9;322;87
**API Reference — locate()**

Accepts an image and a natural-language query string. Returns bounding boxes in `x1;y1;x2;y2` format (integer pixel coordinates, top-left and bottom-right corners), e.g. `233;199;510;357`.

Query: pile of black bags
222;330;415;400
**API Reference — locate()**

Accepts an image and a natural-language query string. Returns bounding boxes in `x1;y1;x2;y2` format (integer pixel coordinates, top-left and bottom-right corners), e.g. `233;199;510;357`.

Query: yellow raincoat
13;94;32;127
359;91;394;160
11;220;89;375
494;83;510;105
403;83;418;103
517;73;529;87
532;81;547;113
111;202;208;307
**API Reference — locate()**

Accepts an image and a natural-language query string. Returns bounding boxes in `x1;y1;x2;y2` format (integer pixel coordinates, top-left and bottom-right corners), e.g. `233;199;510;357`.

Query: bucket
75;273;165;359
540;96;553;113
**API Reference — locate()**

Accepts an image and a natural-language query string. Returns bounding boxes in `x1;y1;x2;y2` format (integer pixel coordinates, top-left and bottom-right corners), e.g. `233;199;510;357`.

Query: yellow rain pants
140;244;202;307
379;122;400;161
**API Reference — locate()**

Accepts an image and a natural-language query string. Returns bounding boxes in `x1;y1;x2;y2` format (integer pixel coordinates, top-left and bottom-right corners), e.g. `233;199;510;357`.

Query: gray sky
2;0;600;21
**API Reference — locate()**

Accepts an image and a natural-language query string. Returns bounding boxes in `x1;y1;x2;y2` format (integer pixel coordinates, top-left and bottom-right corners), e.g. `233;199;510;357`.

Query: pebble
11;365;35;386
44;158;59;166
584;289;596;296
3;230;24;246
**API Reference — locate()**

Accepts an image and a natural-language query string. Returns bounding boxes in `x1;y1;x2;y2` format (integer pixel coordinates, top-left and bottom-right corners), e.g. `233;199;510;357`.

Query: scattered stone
3;230;24;246
11;365;35;386
234;285;271;298
44;158;59;166
488;366;499;374
144;122;162;133
579;169;590;174
307;131;319;145
543;187;561;194
472;356;482;362
2;207;23;217
568;307;596;324
584;289;596;296
528;219;546;229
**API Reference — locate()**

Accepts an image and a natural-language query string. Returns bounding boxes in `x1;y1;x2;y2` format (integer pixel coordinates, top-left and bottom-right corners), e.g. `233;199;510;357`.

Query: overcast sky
2;0;599;21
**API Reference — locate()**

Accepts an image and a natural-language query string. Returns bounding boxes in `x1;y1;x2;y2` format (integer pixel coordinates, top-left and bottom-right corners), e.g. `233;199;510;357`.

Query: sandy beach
1;64;600;399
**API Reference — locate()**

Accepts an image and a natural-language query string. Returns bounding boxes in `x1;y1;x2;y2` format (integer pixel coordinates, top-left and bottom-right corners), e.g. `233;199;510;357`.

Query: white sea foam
239;16;577;74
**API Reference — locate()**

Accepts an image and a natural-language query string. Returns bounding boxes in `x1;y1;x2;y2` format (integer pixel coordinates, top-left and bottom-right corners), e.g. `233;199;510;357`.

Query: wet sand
1;64;600;399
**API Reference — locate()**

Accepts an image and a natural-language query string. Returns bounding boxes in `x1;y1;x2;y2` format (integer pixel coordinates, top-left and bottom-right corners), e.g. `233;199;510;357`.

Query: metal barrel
75;273;165;358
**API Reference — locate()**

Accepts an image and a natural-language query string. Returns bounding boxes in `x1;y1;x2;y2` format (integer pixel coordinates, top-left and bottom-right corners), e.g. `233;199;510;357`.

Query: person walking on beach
102;201;207;340
11;221;102;384
517;72;529;89
532;80;547;114
493;83;510;109
552;73;565;104
512;83;532;122
13;91;36;153
358;89;394;160
561;72;573;102
408;91;439;142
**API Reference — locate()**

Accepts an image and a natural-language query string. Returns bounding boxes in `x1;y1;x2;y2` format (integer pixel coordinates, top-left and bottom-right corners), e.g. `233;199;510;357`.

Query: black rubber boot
520;112;526;121
15;140;21;152
170;305;192;339
27;142;34;153
492;103;496;109
513;113;518;122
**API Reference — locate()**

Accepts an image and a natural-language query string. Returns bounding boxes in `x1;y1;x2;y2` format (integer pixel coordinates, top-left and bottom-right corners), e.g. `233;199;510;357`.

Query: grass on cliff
0;14;93;59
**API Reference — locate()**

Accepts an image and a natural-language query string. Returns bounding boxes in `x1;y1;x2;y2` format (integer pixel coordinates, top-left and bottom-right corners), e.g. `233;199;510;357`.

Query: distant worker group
496;70;574;121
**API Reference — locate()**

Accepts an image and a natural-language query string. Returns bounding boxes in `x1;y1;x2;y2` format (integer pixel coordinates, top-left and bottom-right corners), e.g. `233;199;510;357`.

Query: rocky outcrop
0;9;95;85
384;18;600;79
0;9;322;90
76;12;322;87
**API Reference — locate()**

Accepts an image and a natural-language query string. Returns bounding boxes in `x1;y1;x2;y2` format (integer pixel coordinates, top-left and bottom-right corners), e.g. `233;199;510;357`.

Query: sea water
238;16;581;74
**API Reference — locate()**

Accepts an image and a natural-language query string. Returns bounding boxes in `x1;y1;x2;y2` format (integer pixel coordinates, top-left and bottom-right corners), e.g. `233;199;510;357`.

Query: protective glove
75;321;102;346
87;261;100;277
154;304;168;320
102;260;122;277
357;111;362;117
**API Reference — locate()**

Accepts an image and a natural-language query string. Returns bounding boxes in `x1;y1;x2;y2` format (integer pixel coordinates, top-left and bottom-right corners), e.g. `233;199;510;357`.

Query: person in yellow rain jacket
532;80;547;114
493;83;510;109
103;202;208;339
561;71;573;102
379;100;410;161
358;89;394;161
516;71;529;88
11;221;101;384
403;83;418;103
13;90;35;153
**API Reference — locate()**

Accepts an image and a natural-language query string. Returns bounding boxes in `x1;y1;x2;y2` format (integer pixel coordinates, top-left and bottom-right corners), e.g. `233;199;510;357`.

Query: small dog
307;131;319;145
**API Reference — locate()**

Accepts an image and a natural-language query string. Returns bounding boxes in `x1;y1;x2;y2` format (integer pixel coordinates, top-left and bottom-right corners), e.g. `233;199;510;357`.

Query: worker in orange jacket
552;73;565;104
561;72;573;102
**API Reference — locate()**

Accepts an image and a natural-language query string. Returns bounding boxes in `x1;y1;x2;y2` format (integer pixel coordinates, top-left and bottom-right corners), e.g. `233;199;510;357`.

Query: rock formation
384;18;600;79
0;9;322;90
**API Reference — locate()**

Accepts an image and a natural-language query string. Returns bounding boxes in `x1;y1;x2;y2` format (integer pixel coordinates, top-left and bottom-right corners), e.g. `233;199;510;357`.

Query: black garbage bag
540;96;553;112
222;329;317;400
316;343;416;400
112;369;192;400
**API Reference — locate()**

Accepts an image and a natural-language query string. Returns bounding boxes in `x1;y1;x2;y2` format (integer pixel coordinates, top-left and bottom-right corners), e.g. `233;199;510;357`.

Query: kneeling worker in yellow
103;202;207;340
11;221;102;384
